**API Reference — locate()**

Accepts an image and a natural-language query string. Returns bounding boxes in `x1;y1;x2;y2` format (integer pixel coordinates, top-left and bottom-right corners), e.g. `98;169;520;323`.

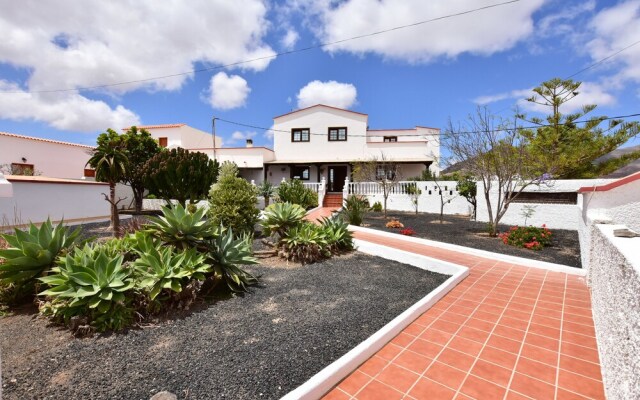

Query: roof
122;123;186;130
597;144;640;178
5;175;108;185
273;104;368;120
187;146;274;152
0;132;94;149
578;171;640;193
265;158;433;165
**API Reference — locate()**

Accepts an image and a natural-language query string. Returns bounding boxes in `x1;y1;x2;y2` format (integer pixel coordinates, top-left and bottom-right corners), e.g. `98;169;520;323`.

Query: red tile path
305;206;340;221
322;227;605;400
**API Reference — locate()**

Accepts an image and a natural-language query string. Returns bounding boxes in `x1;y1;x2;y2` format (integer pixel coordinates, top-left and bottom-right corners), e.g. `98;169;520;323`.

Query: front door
328;166;347;192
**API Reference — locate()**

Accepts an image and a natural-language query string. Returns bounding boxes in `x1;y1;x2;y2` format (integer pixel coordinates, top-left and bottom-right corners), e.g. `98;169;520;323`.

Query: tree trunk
110;183;120;237
440;198;444;224
383;195;388;218
133;187;144;213
264;196;270;207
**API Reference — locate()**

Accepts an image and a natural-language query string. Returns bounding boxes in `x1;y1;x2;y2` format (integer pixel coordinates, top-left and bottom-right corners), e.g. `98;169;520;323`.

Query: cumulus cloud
474;82;616;114
585;0;640;86
208;72;251;110
0;0;273;131
280;29;300;50
227;130;257;145
294;0;544;62
0;80;140;132
296;80;357;109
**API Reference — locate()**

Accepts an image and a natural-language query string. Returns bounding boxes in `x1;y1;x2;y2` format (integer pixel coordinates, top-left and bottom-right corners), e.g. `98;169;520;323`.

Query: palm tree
87;129;128;236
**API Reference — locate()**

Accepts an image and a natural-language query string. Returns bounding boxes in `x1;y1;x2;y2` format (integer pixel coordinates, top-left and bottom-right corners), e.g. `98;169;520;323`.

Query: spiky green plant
134;246;208;300
206;229;258;292
276;179;318;209
0;219;81;286
257;180;276;207
261;202;306;239
39;246;136;331
146;204;216;249
340;195;369;226
319;216;354;252
280;222;330;264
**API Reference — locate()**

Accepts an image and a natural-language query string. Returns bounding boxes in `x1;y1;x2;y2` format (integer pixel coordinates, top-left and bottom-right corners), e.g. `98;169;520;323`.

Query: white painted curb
281;240;469;400
349;225;586;276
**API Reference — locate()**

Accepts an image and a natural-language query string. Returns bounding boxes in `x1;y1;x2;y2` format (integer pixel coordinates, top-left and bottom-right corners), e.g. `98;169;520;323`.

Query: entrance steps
323;193;343;207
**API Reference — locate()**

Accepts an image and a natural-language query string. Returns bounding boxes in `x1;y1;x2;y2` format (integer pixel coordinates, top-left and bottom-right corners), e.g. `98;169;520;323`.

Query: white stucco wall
0;134;92;179
138;125;221;150
0;178;111;226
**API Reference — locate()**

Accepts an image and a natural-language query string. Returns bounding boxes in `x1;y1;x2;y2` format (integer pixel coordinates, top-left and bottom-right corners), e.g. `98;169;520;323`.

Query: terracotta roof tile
122;123;186;130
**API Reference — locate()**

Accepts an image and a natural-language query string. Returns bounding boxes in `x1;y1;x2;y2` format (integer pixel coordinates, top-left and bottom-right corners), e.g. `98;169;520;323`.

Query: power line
0;0;521;94
216;113;640;138
567;38;640;79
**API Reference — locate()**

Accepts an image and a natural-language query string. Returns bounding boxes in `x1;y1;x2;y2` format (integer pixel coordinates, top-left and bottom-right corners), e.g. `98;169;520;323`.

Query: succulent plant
146;204;217;249
280;222;330;264
0;219;81;285
206;229;258;292
319;216;354;252
261;202;306;239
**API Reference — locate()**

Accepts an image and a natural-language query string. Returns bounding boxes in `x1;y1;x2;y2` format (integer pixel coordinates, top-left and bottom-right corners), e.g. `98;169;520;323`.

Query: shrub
208;162;259;236
261;202;306;239
371;202;383;212
399;228;416;236
280;222;330;264
39;246;136;332
205;229;258;292
257;181;276;207
319;217;354;252
498;225;553;250
386;220;404;229
341;195;369;226
146;204;216;249
277;179;318;209
0;219;81;287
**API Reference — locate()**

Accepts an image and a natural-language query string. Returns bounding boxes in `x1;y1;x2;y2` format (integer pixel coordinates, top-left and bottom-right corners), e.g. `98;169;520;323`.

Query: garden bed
363;211;582;268
0;246;449;400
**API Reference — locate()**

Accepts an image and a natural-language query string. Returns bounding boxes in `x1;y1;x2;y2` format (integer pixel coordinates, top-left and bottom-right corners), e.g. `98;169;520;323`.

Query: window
158;137;168;147
291;128;310;142
10;163;35;175
84;168;96;178
508;192;578;205
328;127;347;141
291;166;310;180
383;136;398;142
376;165;396;180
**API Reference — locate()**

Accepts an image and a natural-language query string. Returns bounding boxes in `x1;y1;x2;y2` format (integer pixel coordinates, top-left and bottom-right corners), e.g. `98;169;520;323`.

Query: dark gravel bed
363;211;582;268
0;251;449;400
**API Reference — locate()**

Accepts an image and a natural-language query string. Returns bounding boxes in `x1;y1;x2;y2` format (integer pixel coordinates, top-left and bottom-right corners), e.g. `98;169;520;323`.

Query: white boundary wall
0;176;112;226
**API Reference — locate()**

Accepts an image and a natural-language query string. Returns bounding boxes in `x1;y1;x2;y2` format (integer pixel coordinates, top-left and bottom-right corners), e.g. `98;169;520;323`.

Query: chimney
246;139;254;148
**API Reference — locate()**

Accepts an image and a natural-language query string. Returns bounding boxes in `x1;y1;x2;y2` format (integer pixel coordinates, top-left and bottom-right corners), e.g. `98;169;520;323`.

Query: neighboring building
267;104;439;191
0;131;94;179
124;123;221;150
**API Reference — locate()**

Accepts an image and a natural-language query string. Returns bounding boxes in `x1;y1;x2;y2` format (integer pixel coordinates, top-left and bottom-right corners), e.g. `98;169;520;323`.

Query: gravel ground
0;250;449;400
363;211;582;268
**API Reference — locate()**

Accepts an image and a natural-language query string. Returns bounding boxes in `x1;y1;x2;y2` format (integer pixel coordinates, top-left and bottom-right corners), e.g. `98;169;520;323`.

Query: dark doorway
328;166;347;192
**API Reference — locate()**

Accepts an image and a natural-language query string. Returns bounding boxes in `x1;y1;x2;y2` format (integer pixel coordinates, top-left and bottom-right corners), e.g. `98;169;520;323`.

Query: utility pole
212;116;217;161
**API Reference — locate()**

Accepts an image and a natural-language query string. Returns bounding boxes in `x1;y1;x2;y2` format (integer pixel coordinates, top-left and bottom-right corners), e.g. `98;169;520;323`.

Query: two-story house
265;104;439;191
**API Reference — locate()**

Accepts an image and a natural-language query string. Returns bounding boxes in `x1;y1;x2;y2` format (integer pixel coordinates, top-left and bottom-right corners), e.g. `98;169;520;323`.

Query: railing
303;182;321;193
347;181;458;196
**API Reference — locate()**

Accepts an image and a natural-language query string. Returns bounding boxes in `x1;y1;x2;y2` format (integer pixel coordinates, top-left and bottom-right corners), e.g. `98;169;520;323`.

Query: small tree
353;154;402;218
120;126;161;212
87;130;128;236
143;147;219;207
446;106;541;236
430;173;458;224
208;162;259;235
455;174;477;220
406;182;421;214
257;181;276;207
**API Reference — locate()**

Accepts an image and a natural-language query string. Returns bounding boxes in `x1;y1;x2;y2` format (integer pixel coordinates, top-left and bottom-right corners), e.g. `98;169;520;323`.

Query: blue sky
0;0;638;149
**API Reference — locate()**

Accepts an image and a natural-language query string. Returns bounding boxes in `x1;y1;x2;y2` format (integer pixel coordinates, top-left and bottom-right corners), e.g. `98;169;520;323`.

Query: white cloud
280;29;300;50
585;0;640;86
296;80;357;109
474;82;616;114
264;126;275;141
294;0;545;63
208;72;251;110
227;130;257;145
0;80;139;132
0;0;274;131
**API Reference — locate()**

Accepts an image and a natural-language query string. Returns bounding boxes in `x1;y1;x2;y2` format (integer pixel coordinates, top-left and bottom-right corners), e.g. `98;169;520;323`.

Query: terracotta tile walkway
322;228;605;400
305;206;340;221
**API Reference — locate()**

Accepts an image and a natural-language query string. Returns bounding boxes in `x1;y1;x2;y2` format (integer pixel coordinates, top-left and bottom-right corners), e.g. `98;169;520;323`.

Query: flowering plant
399;228;416;236
498;225;552;250
386;220;404;229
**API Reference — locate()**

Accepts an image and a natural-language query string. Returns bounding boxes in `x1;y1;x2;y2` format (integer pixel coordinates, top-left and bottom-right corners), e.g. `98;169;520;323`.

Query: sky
0;0;639;149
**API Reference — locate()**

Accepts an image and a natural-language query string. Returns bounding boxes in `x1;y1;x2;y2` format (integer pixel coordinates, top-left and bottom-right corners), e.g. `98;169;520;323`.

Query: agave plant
280;222;330;264
261;202;306;239
0;219;81;285
340;195;369;226
145;204;216;249
39;246;136;331
134;246;209;300
206;229;258;292
319;216;354;252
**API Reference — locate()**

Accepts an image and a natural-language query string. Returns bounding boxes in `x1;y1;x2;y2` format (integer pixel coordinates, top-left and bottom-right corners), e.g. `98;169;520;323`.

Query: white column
342;177;350;207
